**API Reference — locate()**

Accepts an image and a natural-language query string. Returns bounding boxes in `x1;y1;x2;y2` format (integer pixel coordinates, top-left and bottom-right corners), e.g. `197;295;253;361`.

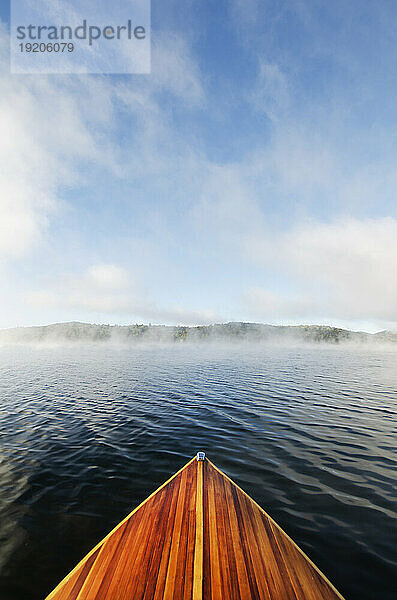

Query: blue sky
1;0;397;331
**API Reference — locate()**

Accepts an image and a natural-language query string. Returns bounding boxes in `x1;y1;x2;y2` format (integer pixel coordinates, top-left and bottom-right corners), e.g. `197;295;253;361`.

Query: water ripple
0;344;396;600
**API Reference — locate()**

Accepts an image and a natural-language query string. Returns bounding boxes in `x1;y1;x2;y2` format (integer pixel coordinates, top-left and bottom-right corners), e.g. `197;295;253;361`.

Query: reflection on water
0;344;396;599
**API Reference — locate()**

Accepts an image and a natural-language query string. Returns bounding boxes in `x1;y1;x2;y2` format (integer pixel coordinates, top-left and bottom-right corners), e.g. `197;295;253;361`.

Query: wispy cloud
250;60;290;122
0;24;117;262
152;32;205;105
194;164;397;328
245;217;397;326
0;21;205;264
27;263;220;325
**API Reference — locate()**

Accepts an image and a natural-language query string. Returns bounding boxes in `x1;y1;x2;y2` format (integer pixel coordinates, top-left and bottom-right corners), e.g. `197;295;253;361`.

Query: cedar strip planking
215;470;240;600
152;473;182;600
231;483;261;599
102;497;151;599
163;465;188;597
122;491;167;599
251;495;286;598
45;456;345;600
267;518;312;600
113;494;159;599
130;488;169;599
75;519;129;600
207;469;222;599
142;482;177;600
175;461;196;599
221;467;252;599
234;490;271;600
253;501;299;600
93;502;147;600
212;467;234;599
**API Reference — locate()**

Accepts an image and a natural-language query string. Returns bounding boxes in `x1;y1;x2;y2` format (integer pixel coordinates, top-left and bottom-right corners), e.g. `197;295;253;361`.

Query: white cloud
27;264;139;313
0;21;205;267
0;24;117;263
263;125;338;196
191;152;397;328
152;33;205;106
27;263;220;325
87;264;129;289
251;61;290;122
245;289;320;321
194;164;265;246
245;217;397;325
0;17;213;327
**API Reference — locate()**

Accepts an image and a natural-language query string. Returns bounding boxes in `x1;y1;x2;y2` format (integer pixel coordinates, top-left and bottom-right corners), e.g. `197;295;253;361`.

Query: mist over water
0;343;396;600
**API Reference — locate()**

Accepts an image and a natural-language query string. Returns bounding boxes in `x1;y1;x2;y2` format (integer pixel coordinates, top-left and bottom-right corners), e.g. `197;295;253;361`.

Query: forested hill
0;322;396;344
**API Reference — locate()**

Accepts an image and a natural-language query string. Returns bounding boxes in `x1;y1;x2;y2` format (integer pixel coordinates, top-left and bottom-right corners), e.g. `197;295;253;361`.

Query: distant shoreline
0;322;396;344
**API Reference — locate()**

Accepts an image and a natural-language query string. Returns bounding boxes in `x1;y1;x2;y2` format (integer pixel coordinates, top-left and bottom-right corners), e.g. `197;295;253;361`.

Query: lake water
0;343;396;599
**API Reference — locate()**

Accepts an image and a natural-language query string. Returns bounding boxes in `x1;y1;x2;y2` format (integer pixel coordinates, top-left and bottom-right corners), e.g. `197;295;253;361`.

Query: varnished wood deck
45;456;344;600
